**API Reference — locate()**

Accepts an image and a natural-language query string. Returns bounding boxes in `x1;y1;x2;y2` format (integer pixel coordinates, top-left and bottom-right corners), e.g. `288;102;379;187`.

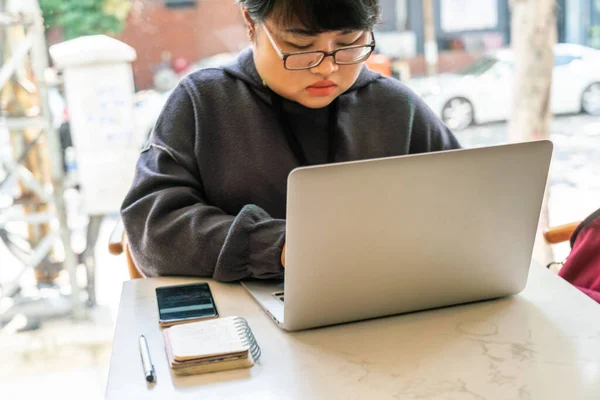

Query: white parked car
405;43;600;130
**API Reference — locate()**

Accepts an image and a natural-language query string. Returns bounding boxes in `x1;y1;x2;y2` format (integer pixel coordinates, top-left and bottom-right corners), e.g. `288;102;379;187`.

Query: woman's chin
294;91;340;109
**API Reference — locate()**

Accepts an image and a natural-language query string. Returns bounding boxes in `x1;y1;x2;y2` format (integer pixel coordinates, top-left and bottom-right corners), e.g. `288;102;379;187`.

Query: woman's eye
290;43;312;50
338;37;361;47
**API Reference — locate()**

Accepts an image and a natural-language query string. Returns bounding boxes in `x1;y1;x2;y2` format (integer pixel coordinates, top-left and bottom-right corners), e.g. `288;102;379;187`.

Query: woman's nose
310;54;339;77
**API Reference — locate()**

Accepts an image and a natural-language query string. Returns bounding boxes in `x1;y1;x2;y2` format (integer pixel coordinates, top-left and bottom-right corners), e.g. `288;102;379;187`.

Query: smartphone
155;282;219;327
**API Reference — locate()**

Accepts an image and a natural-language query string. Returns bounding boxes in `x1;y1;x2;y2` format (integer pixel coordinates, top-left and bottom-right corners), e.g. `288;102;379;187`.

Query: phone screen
156;282;218;324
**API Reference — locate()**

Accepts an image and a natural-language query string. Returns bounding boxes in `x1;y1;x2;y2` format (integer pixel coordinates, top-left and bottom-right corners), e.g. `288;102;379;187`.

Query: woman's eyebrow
282;28;362;38
284;28;318;37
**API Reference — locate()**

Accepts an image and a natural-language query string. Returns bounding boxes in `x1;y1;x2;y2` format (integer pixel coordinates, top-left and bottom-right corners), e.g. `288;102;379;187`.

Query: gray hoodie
120;48;461;282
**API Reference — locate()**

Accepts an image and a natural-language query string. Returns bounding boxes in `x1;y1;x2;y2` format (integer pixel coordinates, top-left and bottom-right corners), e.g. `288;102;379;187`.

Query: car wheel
582;83;600;116
441;98;474;131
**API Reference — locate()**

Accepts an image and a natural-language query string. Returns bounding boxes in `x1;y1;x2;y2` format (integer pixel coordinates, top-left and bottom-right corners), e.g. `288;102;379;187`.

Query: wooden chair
542;219;582;271
543;221;581;245
108;218;144;279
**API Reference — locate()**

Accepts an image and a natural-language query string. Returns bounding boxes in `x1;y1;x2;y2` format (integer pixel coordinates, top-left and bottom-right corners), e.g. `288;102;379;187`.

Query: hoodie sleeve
407;91;462;153
120;81;285;282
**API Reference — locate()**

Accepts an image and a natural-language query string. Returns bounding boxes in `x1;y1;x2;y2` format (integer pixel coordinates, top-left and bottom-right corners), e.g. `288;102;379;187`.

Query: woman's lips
306;80;337;97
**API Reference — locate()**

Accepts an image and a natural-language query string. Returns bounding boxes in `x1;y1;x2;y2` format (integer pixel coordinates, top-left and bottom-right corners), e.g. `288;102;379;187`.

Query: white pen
139;335;156;383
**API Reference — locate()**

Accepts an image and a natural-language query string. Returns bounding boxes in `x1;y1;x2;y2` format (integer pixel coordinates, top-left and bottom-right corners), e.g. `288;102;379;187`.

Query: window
441;0;498;33
554;55;581;66
589;0;600;48
458;57;499;75
165;0;197;9
377;0;408;32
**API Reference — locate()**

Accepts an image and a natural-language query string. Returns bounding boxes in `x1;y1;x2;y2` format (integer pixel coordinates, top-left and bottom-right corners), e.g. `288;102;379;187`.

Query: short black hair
238;0;380;33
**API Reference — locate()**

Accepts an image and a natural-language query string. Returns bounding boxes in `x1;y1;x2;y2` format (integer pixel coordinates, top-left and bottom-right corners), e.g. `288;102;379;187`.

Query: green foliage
39;0;132;40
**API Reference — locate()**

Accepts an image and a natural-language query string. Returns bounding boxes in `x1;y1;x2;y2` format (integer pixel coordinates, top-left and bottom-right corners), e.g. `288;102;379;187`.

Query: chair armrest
109;218;125;255
543;221;581;244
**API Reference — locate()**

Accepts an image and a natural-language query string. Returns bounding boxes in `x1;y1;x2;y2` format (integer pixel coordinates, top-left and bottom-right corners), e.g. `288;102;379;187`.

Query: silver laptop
242;141;553;331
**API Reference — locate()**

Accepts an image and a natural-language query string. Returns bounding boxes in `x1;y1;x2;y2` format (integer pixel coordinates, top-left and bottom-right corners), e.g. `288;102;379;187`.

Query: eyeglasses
262;24;376;71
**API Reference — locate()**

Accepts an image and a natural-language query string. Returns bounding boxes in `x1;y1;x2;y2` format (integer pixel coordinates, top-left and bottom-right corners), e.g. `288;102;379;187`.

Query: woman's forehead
268;20;360;37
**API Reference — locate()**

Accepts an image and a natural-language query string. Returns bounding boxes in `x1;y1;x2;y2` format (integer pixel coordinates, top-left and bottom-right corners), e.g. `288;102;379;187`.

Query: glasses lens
285;53;324;70
335;46;373;64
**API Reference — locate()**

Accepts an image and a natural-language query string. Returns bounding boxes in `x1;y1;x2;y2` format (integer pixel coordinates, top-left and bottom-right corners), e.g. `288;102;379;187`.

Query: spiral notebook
163;316;261;376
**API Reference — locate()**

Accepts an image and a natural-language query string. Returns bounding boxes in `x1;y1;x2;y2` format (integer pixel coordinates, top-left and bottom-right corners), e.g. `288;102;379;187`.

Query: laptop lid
282;141;553;331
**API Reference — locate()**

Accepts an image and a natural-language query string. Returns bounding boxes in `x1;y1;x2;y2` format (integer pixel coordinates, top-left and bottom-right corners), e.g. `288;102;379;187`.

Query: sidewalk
0;216;128;400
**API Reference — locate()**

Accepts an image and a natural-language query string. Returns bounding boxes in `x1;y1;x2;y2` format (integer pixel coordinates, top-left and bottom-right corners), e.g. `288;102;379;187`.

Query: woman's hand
281;242;286;267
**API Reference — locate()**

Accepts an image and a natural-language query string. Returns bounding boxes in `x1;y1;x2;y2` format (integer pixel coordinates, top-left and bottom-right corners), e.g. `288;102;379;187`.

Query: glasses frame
262;24;376;71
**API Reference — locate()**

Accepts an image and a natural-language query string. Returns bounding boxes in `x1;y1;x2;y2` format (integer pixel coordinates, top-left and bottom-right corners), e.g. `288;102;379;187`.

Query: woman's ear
241;8;256;40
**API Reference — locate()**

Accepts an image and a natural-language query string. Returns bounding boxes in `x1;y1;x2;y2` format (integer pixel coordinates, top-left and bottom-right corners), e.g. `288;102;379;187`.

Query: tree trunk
509;0;557;266
422;0;438;75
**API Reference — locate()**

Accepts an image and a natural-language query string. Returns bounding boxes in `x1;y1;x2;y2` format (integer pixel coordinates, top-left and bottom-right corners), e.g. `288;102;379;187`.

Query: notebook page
168;316;249;360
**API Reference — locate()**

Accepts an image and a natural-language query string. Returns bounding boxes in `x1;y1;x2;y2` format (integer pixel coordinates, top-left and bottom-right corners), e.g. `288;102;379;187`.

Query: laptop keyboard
273;291;284;303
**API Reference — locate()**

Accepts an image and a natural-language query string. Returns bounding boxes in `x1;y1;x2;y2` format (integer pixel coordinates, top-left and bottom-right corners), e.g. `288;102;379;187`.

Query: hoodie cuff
213;205;285;282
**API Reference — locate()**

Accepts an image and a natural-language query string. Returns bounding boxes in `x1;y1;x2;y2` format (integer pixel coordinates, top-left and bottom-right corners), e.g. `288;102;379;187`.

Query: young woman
121;0;461;281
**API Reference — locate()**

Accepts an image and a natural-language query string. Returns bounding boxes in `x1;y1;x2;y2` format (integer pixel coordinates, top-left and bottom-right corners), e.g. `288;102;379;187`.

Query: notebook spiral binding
233;317;262;361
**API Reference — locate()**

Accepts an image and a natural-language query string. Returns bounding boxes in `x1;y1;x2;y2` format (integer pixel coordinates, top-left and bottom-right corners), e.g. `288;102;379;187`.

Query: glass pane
589;0;600;48
336;46;372;63
285;53;324;69
554;55;580;66
458;57;499;75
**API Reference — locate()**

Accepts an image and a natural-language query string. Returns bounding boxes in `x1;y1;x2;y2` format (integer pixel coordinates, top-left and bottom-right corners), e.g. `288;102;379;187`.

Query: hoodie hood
220;48;386;166
222;47;381;107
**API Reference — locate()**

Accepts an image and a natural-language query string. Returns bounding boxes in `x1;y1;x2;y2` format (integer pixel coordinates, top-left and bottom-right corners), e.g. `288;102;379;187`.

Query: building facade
564;0;600;48
117;0;247;90
375;0;510;76
116;0;600;89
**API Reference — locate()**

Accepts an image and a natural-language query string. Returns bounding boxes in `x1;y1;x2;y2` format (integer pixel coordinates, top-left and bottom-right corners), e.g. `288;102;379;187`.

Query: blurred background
0;0;599;398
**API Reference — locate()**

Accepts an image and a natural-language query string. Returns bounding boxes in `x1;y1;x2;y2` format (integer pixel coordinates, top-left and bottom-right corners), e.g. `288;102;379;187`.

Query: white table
106;264;600;399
